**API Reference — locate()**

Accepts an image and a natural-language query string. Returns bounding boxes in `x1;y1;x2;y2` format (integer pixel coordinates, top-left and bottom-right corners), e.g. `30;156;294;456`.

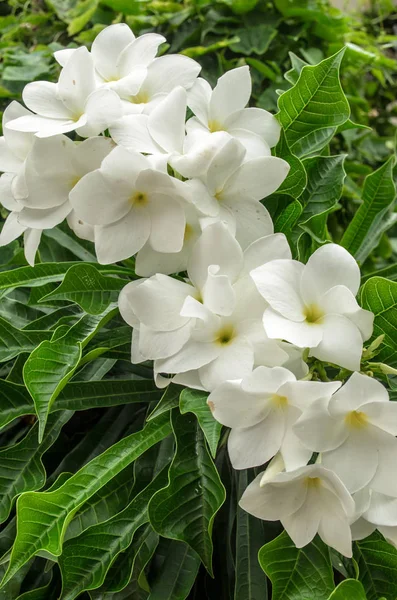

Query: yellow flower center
130;191;148;206
70;175;81;188
304;303;324;324
208;119;224;133
184;223;194;241
306;477;322;489
215;324;235;346
271;394;289;408
345;410;368;430
129;91;149;104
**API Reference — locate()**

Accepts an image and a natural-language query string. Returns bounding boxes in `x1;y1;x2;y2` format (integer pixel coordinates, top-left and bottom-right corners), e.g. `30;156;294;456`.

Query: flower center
184;223;194;241
129;91;149;104
303;303;324;324
215;324;235;346
130;191;148;206
214;189;223;202
271;394;288;408
345;410;368;429
208;119;224;133
306;476;322;488
70;175;81;188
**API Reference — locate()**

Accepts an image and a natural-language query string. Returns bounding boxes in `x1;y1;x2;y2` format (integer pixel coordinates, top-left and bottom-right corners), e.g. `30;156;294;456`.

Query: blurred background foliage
0;0;397;272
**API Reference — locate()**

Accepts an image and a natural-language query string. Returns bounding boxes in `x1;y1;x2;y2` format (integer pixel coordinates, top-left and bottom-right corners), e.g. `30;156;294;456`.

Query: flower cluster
0;23;394;559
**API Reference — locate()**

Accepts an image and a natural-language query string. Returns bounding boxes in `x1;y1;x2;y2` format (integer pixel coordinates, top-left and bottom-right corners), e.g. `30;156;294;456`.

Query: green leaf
327;579;366;599
0;263;129;296
277;49;349;157
39;264;127;315
274;199;303;235
23;309;117;441
272;131;307;198
148;410;225;575
147;384;182;421
300;154;347;221
0;411;72;524
0;318;52;363
1;413;172;586
180;388;222;458
42;227;97;262
258;531;334;600
360;277;397;367
148;540;200;600
341;156;396;262
59;467;169;599
229;24;276;56
354;532;397;600
234;470;267;600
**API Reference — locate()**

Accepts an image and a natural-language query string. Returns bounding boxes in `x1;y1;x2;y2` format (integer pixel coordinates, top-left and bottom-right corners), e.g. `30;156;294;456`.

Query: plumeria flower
351;487;397;547
110;86;235;179
208;366;341;470
17;135;114;240
6;47;121;138
240;461;355;557
186;136;289;249
119;222;293;391
251;243;374;371
70;146;188;264
294;372;397;495
186;66;281;158
55;24;165;100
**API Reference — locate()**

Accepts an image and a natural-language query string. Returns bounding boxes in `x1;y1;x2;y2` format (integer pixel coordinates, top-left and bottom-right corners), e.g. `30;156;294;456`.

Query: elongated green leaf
23;309;117;441
148;411;225;575
300;154;346;220
277;49;349;157
362;263;397;284
39;264;127;315
0;263;129;295
59;467;169;599
0;318;51;363
274;199;302;235
327;579;366;599
354;532;397;600
1;413;172;586
180;388;222;458
148;540;200;600
272;130;307;198
0;298;44;329
147;385;182;421
360;277;397;367
234;471;267;600
15;574;56;600
258;531;334;600
42;227;97;262
0;411;72;524
341;156;396;261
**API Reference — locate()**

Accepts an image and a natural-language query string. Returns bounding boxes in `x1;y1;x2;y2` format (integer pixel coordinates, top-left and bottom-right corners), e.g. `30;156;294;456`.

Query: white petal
73;136;115;176
156;339;221;374
263;308;323;348
301;243;361;302
23;228;42;266
0;137;23;173
199;336;254;391
91;23;135;81
224;107;281;147
281;423;313;471
311;314;363;371
228;409;286;469
147;86;186;154
8;114;86;137
241;365;295;394
329;372;388;417
209;66;251;123
187;78;211;125
53;48;76;67
95;208;150;264
2;101;35;161
293;397;349;452
317;497;353;557
206;137;246;195
22;81;70;118
110;115;161;154
100;146;149;186
230;129;271;160
77;88;122;137
124;273;192;331
280;380;341;411
148;194;185;253
135;240;192;277
0;173;20;211
364;491;397;527
242;233;291;275
364;402;397;435
144;55;201;97
369;435;397;496
240;472;307;521
184;179;219;217
118;280;144;327
222;156;290;203
350;518;376;541
282;490;322;548
230;198;274;250
18;201;71;229
118;33;165;73
279;342;309;379
58;47;96;115
321;285;374;341
188;221;243;291
208;379;272;429
66;211;95;242
0;212;26;246
201;266;235;316
69;171;131;226
139;322;192;360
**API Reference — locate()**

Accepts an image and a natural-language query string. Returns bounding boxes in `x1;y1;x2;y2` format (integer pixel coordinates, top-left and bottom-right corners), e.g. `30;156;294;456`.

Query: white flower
294;372;397;495
119;222;293;391
70;146;188;264
351;487;397;547
55;24;165;100
208;366;340;470
186;136;289;249
6;47;122;138
251;243;374;371
240;462;355;556
187;66;281;158
17;135;114;233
